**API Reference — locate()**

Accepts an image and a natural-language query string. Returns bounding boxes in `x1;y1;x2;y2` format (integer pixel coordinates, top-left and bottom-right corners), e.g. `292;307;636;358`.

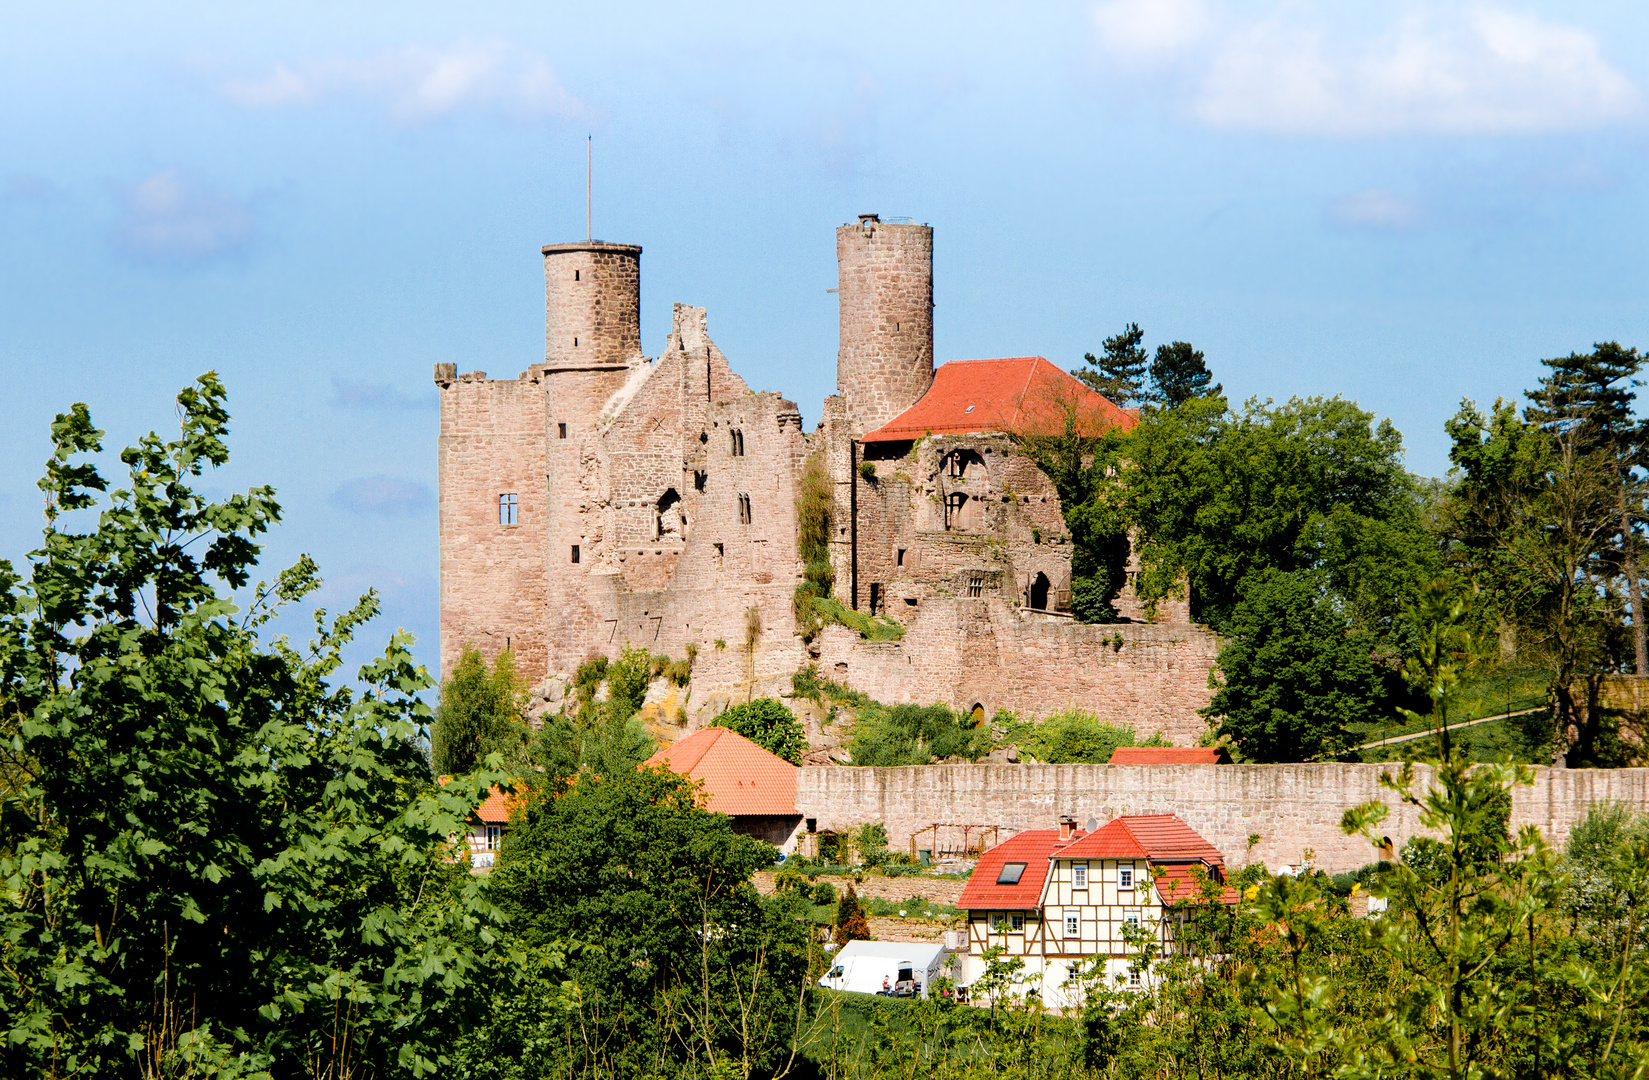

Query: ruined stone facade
436;218;1216;736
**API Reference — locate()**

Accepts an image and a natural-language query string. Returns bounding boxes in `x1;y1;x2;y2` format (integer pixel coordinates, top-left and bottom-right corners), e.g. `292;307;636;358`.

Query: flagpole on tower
586;136;592;241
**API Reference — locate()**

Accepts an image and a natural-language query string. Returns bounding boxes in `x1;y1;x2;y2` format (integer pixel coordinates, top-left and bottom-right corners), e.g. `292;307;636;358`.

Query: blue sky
6;0;1649;677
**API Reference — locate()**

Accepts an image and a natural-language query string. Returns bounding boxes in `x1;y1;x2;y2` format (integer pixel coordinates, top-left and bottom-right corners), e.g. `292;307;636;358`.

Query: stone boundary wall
796;763;1649;874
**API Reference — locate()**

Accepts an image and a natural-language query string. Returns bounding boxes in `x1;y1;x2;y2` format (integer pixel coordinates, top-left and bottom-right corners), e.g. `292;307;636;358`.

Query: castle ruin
435;215;1219;744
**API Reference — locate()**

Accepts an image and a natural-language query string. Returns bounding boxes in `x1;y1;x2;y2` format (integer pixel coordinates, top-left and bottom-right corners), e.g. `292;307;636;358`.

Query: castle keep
436;216;1218;743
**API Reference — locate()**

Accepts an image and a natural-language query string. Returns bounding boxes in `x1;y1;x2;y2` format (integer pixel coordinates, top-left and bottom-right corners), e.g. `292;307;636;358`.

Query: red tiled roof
957;828;1085;909
860;357;1137;443
643;727;799;817
474;785;526;824
1062;814;1225;864
1151;864;1240;906
1108;747;1232;765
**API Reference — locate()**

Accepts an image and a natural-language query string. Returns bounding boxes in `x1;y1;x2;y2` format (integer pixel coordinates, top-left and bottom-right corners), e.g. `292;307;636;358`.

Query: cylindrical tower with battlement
542;241;643;367
836;214;934;435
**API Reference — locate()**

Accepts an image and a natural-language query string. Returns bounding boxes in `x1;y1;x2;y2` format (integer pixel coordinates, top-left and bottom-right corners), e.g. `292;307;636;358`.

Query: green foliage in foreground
717;697;809;764
0;377;506;1078
432;644;528;775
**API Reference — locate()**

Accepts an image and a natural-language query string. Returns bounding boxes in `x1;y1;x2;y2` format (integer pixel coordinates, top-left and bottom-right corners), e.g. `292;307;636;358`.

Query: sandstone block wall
836;217;934;435
436;368;549;679
816;599;1217;743
542;242;643;366
797;763;1649;874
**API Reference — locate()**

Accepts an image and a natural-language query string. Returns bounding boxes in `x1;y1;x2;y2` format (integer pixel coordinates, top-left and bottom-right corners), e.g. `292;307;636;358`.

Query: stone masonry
436;216;1217;734
797;763;1649;874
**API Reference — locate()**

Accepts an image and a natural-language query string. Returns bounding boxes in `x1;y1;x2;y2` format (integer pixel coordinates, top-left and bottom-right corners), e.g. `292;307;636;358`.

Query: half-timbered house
956;813;1237;1007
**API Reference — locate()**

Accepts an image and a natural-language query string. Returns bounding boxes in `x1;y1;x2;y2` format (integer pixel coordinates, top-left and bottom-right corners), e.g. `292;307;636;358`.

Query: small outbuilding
644;727;803;850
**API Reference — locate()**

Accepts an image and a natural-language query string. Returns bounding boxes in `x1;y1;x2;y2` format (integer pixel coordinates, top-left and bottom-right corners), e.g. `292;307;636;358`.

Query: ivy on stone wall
794;448;835;639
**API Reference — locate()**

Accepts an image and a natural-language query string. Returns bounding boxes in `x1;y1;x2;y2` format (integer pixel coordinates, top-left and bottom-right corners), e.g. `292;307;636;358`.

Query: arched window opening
970;703;986;725
657;489;683;540
730;429;745;456
1030;572;1051;611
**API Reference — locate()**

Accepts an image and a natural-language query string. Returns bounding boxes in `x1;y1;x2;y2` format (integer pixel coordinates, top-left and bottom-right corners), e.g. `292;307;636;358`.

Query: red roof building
644;727;803;849
957;814;1236;1006
860;356;1137;443
1108;747;1232;765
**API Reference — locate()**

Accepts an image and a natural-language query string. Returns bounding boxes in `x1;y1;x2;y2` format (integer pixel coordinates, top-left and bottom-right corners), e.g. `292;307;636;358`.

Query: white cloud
1093;0;1209;60
332;378;434;413
1092;2;1641;136
111;171;252;265
220;39;587;123
1328;188;1419;229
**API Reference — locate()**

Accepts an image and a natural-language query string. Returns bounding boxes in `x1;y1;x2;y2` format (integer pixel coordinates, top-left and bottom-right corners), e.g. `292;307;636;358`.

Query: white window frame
1009;913;1024;933
1064;913;1079;937
991;912;1009;933
1124;912;1140;930
1128;969;1142;988
1073;864;1088;890
1119;863;1135;890
485;825;502;851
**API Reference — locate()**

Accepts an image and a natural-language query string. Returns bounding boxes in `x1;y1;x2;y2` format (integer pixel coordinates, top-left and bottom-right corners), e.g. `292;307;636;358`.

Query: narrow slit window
498;493;518;525
573;337;578;347
730;429;745;456
738;494;752;525
558;423;568;439
573;269;580;281
896;548;906;566
571;545;580;564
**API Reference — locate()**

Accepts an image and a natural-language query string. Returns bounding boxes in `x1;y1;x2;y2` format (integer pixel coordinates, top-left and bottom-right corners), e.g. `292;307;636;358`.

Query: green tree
1149;340;1221;407
1076;322;1149;405
1203;570;1384;761
1126;394;1434;631
431;644;528;775
834;884;870;945
847;702;990;766
0;376;505;1078
717;697;808;764
482;767;810;1078
1022;710;1140;763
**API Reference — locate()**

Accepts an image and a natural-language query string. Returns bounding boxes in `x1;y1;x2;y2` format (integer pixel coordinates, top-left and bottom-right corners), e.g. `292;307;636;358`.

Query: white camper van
818;941;949;999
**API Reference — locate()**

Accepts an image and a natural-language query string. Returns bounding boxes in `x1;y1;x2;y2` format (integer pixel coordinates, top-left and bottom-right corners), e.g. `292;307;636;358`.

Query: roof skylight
996;862;1026;885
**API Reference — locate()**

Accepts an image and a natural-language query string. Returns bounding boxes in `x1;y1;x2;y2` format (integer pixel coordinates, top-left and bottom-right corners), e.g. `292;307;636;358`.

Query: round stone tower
836;214;934;435
542;241;643;367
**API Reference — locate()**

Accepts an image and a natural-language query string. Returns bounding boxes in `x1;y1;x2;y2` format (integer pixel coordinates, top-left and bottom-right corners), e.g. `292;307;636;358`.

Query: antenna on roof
586;135;592;241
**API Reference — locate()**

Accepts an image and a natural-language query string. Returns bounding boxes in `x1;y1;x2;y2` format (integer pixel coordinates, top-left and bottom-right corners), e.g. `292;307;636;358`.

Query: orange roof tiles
860;357;1137;443
643;727;799;817
1108;747;1232;765
961;814;1238;910
474;784;526;824
957;828;1085;909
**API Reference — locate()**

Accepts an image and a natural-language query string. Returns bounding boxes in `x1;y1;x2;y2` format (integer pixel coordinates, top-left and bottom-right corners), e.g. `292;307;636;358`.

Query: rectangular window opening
896;548;906;566
967;574;984;598
738;494;752;525
558;422;567;439
694;469;707;492
1009;913;1024;933
1064;914;1079;937
485;826;502;851
713;542;724;559
499;493;518;526
868;583;880;613
1128;970;1141;988
1119;865;1134;890
571;545;580;564
1073;865;1088;890
573;269;580;281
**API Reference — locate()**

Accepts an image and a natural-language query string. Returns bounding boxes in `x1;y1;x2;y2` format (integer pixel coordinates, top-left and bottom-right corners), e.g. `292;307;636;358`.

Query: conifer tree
1149;341;1221;407
834;884;870;945
1524;342;1648;674
1076;322;1149;405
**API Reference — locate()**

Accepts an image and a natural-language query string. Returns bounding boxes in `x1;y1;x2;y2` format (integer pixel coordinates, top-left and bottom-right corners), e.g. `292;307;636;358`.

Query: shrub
834;885;870;945
848;702;990;766
718;698;808;764
858;459;877;481
812;596;905;641
811;880;838;905
793;663;823;701
606;645;652;718
1022;709;1138;764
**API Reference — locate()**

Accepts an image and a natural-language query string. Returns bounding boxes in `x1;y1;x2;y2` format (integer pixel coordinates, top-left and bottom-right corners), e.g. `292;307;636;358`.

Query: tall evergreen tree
1524;342;1647;674
1149;341;1221;407
1076;322;1149;405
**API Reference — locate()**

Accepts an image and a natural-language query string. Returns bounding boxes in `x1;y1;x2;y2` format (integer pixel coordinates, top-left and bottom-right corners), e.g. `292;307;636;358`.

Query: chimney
1058;815;1077;842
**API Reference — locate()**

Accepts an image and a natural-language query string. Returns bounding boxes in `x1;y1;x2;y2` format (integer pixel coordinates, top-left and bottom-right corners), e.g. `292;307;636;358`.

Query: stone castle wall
797;763;1649;874
542;242;643;366
836;217;935;435
816;602;1218;744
